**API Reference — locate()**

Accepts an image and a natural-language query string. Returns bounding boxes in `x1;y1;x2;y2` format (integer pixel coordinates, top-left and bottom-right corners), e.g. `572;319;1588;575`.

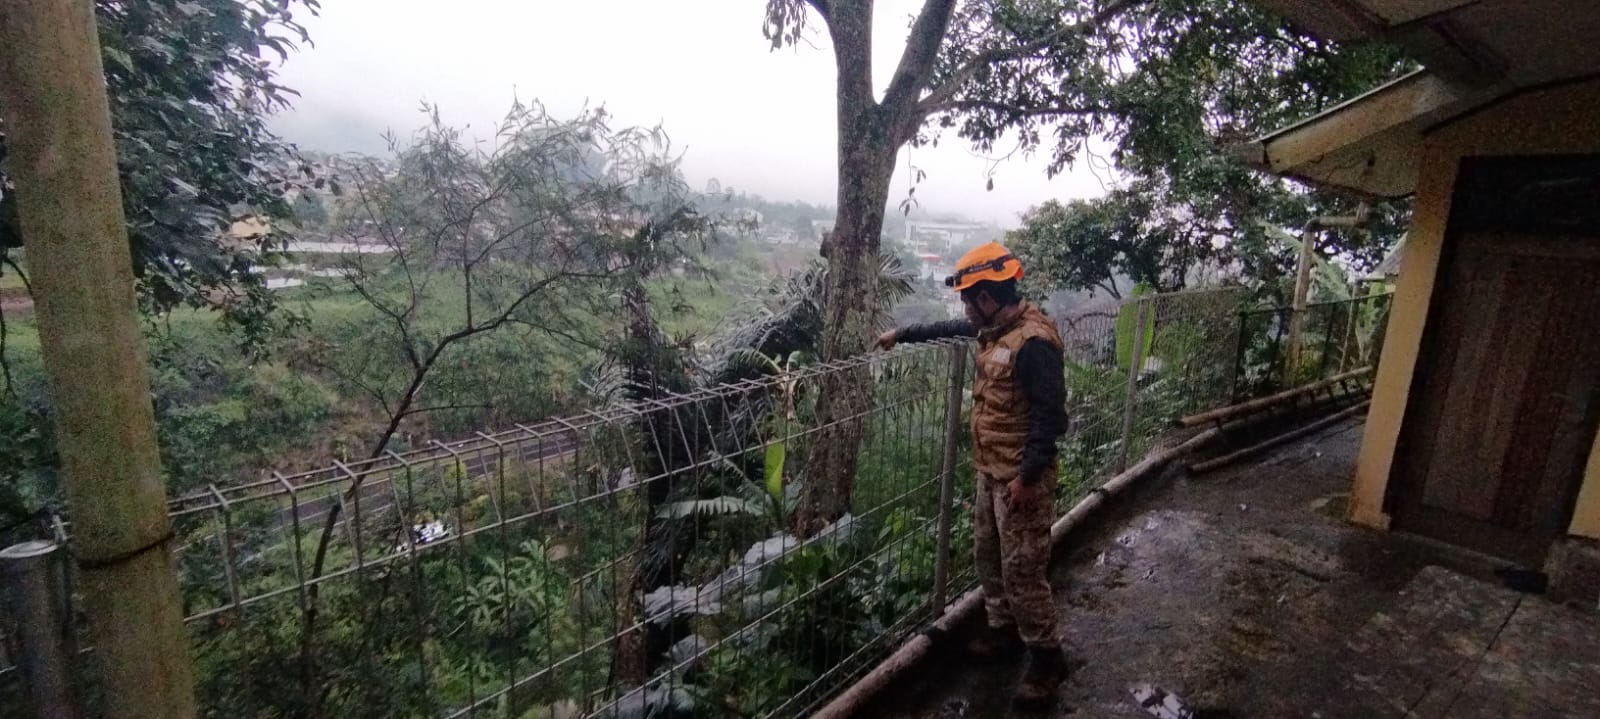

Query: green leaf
103;47;136;73
1114;285;1155;371
1264;223;1353;301
764;440;786;500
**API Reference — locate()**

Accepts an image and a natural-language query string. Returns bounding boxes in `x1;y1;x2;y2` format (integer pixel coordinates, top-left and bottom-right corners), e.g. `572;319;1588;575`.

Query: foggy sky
270;0;1115;227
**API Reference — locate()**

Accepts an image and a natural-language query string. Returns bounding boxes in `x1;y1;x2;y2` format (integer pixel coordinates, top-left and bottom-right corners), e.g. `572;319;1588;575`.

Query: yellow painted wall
1575;434;1600;538
1349;77;1600;539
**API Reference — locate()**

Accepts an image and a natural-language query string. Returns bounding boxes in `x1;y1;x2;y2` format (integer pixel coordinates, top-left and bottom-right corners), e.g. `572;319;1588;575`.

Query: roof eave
1236;71;1501;197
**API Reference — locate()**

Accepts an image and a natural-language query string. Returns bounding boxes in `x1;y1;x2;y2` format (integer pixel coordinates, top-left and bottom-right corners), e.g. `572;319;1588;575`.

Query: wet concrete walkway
869;419;1600;718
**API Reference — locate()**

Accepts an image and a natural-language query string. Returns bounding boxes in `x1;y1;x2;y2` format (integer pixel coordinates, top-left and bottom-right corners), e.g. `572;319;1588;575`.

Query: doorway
1390;155;1600;564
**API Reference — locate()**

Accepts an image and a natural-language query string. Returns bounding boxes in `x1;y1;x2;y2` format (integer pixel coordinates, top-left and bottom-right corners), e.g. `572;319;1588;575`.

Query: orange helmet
945;242;1023;291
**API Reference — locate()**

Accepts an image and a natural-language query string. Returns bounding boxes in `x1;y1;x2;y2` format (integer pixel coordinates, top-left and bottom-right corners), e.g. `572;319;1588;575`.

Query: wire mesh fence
5;339;975;719
1;286;1372;718
1051;288;1248;510
1230;293;1394;401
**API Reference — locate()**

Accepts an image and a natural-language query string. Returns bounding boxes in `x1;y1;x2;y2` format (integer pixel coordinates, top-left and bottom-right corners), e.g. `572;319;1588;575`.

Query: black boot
966;623;1022;661
1015;645;1067;704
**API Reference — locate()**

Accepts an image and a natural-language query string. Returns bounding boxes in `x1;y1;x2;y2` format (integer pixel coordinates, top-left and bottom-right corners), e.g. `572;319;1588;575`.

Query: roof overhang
1241;0;1600;197
1232;71;1502;199
1258;0;1600;87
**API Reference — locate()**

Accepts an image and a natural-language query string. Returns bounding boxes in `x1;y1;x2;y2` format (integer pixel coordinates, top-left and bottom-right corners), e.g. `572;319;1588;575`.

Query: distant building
763;230;801;245
224;215;272;251
914;253;949;281
904;221;998;255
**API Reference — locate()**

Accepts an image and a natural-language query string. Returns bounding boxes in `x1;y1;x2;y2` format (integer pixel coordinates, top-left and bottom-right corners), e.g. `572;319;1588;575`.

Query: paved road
172;432;583;560
269;431;582;533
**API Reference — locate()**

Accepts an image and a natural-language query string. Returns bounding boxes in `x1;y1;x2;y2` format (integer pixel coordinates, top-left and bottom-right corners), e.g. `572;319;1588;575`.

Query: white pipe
1189;401;1369;474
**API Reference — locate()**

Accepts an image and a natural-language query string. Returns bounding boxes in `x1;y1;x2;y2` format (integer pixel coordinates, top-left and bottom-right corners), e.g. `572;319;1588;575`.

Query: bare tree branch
396;402;492;420
338;270;424;373
347;163;423;323
880;0;959;115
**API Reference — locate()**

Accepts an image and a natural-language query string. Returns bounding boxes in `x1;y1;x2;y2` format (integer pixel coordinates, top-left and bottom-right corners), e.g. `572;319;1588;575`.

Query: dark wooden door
1391;156;1600;564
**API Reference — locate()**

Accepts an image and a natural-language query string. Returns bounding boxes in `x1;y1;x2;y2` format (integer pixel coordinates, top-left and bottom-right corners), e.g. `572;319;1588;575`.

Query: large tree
764;0;1405;529
1007;181;1185;298
0;0;320;348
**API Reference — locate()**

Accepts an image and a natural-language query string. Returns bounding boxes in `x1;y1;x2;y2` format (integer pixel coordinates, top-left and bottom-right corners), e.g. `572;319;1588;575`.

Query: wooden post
1118;297;1150;471
1285;221;1319;379
1287;206;1369;381
0;2;198;717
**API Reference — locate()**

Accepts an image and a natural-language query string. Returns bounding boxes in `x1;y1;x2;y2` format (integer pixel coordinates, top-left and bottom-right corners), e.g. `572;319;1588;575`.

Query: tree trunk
795;0;905;535
612;283;694;684
0;1;197;715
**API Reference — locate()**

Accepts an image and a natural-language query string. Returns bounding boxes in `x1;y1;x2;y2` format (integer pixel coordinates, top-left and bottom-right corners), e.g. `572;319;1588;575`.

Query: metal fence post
932;342;967;615
1230;309;1251;402
1317;303;1339;380
2;540;76;719
1118;298;1151;471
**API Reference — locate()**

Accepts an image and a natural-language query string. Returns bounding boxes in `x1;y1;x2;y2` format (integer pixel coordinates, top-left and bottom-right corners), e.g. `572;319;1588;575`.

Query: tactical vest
970;302;1064;478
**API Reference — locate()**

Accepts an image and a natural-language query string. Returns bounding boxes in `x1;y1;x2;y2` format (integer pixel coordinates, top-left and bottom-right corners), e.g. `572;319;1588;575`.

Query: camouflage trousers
974;471;1059;648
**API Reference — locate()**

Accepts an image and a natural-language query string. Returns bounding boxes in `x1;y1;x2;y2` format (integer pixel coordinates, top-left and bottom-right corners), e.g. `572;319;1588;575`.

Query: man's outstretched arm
874;319;976;350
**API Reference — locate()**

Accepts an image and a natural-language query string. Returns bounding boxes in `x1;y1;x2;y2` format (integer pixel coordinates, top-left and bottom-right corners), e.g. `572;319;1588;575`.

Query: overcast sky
271;0;1115;227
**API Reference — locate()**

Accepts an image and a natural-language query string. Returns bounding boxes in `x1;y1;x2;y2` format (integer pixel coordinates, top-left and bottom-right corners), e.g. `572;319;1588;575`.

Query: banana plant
723;349;805;501
1263;223;1354;302
1114;283;1156;371
655;349;806;529
654;465;800;530
1349;293;1392;368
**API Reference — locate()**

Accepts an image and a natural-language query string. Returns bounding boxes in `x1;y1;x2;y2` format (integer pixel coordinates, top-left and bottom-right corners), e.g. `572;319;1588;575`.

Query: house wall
1350;77;1600;540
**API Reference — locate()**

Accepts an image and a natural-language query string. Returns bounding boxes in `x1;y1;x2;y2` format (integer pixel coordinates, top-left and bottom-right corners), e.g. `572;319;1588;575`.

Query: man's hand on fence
873;329;898;352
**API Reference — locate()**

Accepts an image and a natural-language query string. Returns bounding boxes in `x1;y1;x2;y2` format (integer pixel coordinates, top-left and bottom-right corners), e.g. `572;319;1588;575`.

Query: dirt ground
866;419;1600;719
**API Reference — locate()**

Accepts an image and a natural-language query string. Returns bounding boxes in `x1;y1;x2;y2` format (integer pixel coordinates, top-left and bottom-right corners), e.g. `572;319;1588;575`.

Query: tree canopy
313;102;713;459
1007;182;1186;299
939;0;1412;296
0;0;320;348
1007;174;1413;301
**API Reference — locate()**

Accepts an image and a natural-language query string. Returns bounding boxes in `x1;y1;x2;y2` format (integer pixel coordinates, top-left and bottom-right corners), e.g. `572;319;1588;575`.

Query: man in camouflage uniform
875;242;1068;703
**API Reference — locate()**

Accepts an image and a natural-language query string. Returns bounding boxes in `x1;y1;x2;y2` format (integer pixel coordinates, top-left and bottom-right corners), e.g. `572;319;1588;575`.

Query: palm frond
655;496;767;520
